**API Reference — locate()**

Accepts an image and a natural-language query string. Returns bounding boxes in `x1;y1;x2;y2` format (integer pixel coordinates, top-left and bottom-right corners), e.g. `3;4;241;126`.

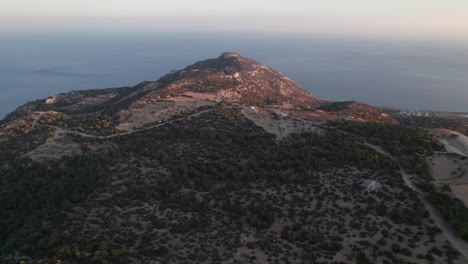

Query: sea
1;31;468;118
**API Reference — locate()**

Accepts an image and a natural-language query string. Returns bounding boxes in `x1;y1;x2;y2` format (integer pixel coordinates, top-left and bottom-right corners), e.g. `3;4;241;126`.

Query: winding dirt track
58;108;214;139
366;143;468;262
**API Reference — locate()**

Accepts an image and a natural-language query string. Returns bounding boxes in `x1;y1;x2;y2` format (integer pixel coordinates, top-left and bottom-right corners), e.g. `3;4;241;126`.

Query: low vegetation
330;120;444;178
0;109;461;263
38;112;120;136
420;183;468;241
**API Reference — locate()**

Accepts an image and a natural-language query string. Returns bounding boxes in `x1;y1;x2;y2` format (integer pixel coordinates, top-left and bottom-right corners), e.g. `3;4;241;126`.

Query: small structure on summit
221;52;240;59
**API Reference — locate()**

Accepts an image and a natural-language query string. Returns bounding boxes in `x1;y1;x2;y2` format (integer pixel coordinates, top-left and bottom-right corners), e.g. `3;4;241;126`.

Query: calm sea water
1;31;467;118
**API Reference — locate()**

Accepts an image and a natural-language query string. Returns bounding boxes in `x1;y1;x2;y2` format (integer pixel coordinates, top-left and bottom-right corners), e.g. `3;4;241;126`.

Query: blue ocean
1;31;467;118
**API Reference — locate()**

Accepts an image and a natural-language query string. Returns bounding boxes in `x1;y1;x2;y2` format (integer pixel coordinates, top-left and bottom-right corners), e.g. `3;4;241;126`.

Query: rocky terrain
0;53;467;264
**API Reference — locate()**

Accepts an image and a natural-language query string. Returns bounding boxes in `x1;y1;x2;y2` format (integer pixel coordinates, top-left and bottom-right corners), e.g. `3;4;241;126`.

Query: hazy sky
1;0;468;38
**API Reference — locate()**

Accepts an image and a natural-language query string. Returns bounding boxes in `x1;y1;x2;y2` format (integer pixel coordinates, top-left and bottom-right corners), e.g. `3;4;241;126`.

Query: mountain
1;52;395;129
1;53;467;264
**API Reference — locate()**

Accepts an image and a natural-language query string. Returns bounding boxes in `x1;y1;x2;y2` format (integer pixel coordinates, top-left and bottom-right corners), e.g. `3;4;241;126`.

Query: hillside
1;52;395;131
1;53;467;264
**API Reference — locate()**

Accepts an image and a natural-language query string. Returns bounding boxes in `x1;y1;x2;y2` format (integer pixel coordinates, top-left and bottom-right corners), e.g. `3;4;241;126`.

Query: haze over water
1;31;467;118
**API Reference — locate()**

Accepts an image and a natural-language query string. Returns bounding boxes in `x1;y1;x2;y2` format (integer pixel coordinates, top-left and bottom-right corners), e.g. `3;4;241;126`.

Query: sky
1;0;468;38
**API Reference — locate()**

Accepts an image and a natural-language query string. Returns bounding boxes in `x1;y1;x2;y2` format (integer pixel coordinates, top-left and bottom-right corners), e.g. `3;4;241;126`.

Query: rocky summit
1;53;467;264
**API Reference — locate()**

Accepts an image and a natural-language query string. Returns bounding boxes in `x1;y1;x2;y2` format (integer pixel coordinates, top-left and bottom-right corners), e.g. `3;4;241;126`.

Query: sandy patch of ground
431;128;468;157
118;97;217;131
118;101;174;131
279;108;340;124
428;129;468;206
182;91;220;101
451;185;468;207
25;127;81;162
80;93;118;105
58;93;118;112
428;153;468;207
27;140;83;162
24;125;115;162
429;155;468;182
241;106;322;139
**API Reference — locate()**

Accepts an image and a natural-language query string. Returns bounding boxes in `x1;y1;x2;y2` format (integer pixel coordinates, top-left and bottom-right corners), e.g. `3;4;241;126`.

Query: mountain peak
220;52;242;59
153;52;324;108
183;51;261;73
